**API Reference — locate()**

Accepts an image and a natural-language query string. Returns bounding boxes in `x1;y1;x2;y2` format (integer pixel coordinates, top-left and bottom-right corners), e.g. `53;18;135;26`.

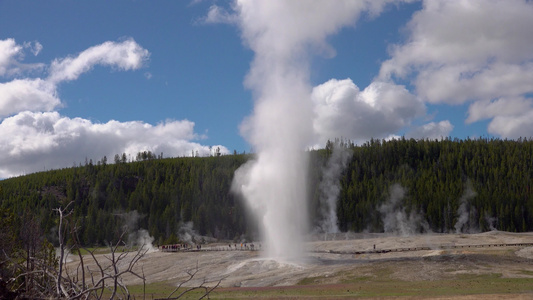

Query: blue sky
2;1;253;148
1;0;532;178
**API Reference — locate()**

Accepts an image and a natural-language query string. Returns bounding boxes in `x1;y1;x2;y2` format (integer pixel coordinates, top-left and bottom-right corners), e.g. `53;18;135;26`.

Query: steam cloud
118;210;157;252
129;229;156;253
177;221;200;245
316;141;352;234
484;215;498;231
379;184;430;236
454;181;478;234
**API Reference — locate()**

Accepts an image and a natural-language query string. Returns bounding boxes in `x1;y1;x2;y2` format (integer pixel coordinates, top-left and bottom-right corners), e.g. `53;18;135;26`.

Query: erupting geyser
233;81;312;259
227;0;388;261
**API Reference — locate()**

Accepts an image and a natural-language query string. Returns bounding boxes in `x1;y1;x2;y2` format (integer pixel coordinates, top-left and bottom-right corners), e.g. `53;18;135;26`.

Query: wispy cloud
201;5;239;24
0;38;44;77
23;41;43;56
47;38;150;83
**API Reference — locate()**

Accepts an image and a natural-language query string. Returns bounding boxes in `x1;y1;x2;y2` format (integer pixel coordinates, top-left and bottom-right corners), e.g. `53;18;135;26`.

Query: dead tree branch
164;261;227;300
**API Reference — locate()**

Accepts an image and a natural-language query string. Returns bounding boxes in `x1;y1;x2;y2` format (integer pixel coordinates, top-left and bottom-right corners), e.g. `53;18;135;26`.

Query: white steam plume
454;181;478;234
177;221;199;245
379;184;430;236
316;141;352;234
129;229;156;253
229;1;386;260
484;214;498;231
117;210;157;252
176;221;216;245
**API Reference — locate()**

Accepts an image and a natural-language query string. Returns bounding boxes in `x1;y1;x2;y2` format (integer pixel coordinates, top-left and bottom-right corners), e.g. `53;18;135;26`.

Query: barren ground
66;231;533;298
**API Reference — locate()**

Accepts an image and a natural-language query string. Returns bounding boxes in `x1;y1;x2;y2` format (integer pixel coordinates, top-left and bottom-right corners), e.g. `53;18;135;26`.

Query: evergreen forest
1;137;532;248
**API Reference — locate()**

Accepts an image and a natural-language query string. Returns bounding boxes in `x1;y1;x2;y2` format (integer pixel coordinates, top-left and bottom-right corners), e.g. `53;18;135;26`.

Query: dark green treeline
320;137;533;233
0;154;250;246
1;138;532;246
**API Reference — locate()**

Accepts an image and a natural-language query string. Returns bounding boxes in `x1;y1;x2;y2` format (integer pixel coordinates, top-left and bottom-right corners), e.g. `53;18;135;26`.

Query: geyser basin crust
66;231;533;291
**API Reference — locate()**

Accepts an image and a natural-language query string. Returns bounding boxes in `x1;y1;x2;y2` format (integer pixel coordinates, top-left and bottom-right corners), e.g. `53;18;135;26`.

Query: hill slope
1;138;532;246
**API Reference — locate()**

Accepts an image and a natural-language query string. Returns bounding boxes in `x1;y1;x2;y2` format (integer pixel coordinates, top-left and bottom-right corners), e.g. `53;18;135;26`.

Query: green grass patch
98;281;215;299
211;273;533;299
71;247;111;255
520;270;533;276
212;285;360;299
353;273;533;298
71;245;140;256
124;281;175;298
443;268;456;272
340;266;393;284
89;272;533;299
297;276;324;285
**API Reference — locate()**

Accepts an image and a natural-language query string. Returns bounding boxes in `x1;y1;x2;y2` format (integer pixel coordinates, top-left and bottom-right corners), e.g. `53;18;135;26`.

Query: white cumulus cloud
487;111;533;139
378;0;533;138
0;37;229;178
0;79;60;117
0;38;22;76
467;97;533;138
0;111;229;178
467;97;532;124
312;78;425;146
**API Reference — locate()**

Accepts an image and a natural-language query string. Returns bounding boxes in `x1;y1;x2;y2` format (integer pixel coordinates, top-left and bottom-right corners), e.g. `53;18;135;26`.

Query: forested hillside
0;154;250;246
1;138;532;247
329;138;533;233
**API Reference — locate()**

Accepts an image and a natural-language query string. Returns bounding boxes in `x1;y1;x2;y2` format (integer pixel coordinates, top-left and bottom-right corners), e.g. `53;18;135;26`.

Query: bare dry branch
162;260;226;300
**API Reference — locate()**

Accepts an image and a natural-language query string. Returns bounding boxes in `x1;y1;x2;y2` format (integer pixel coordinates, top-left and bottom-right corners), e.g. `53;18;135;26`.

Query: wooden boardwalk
158;242;533;254
311;242;533;255
159;244;259;253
